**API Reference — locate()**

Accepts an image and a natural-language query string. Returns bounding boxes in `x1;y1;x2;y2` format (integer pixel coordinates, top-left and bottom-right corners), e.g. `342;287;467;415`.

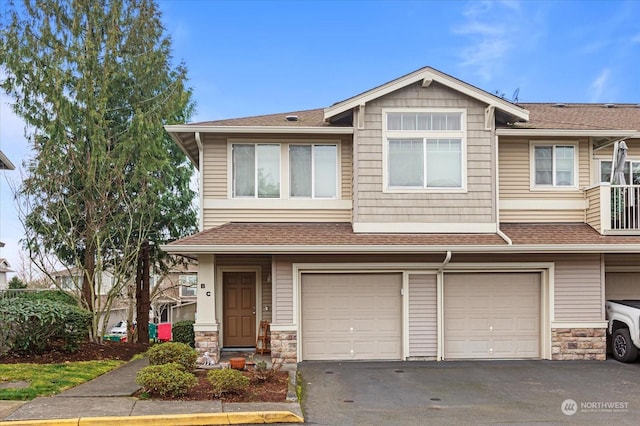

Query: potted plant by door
229;357;246;370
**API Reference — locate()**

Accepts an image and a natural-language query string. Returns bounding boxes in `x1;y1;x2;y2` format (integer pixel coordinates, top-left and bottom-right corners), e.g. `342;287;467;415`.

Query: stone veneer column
271;330;297;364
195;330;220;364
551;328;606;360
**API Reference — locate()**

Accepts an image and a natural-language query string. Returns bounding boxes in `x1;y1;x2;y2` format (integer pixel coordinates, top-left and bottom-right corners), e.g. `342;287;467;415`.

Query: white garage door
606;272;640;300
302;273;402;361
444;272;540;359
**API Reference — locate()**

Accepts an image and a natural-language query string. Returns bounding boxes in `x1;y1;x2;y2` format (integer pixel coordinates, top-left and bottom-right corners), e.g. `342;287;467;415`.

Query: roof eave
161;243;640;255
0;150;16;170
496;129;638;137
165;129;198;168
164;125;354;135
324;67;529;123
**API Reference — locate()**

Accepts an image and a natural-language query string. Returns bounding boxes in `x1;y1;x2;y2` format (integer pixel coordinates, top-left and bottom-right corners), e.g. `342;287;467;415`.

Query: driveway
298;359;640;425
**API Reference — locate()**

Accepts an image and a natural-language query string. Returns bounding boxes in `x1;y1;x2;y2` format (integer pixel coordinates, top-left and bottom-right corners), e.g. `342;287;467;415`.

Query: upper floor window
531;143;576;188
179;274;197;297
384;110;465;190
600;160;640;185
289;144;337;198
232;144;280;198
231;142;339;199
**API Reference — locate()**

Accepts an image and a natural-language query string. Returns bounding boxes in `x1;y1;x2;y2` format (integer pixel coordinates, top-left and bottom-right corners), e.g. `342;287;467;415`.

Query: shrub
172;321;195;347
0;297;91;355
136;363;197;397
252;360;282;382
147;342;197;371
207;368;249;397
18;290;79;306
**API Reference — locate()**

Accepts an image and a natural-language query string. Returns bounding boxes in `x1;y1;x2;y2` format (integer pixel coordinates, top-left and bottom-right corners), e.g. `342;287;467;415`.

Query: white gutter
160;243;640;254
164;125;354;135
496;129;636;137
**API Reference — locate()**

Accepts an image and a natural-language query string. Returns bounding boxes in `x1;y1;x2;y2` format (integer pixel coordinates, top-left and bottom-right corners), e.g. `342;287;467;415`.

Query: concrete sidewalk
0;357;303;425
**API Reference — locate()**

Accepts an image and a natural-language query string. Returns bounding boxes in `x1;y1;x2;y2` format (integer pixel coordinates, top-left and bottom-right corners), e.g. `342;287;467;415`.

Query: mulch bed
0;341;149;364
149;369;289;403
1;341;289;402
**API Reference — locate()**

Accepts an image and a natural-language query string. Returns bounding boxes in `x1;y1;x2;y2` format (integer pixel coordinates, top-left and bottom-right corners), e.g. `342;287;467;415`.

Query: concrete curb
0;410;304;425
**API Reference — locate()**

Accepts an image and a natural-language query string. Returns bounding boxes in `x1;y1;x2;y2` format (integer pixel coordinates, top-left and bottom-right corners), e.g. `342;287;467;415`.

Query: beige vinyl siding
272;256;293;324
408;273;437;358
217;255;272;323
354;82;495;224
554;255;603;321
202;135;228;199
499;137;590;222
203;209;351;229
585;186;601;232
201;134;353;228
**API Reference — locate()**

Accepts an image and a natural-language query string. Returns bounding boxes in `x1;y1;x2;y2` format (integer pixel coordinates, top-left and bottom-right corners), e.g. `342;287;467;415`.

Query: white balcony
586;184;640;234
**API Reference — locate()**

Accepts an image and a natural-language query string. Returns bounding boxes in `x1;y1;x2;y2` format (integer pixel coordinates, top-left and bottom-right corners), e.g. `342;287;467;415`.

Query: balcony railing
586;184;640;234
611;185;640;230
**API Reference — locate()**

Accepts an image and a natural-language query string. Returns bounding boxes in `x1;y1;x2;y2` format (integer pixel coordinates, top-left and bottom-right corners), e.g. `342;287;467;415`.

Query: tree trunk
82;239;96;341
136;241;150;343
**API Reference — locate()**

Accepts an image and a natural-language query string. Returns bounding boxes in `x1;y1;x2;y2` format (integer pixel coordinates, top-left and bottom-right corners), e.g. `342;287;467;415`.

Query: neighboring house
0;150;15;171
0;258;13;290
52;261;198;330
163;66;640;365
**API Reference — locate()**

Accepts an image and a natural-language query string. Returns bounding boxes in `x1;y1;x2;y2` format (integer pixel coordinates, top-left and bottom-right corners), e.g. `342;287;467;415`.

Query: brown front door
223;271;257;347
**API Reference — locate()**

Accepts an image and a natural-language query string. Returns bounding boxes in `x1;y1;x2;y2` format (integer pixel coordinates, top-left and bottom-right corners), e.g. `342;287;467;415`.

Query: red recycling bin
158;322;172;342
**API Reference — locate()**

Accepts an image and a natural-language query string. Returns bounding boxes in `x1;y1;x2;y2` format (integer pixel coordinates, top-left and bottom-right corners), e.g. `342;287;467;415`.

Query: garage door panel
444;272;541;359
302;273;402;361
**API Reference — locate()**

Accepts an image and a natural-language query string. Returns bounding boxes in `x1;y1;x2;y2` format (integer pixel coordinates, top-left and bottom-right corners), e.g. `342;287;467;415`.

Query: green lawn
0;360;123;400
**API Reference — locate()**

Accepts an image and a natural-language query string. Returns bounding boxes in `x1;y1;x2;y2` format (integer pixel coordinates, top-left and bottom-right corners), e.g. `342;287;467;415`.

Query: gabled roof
0;150;15;170
324;66;529;123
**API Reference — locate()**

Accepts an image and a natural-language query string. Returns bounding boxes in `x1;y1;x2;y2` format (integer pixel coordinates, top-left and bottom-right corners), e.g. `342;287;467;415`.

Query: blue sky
1;0;639;276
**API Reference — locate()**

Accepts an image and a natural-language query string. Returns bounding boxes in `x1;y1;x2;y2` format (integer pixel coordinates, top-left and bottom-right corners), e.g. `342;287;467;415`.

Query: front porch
586;184;640;234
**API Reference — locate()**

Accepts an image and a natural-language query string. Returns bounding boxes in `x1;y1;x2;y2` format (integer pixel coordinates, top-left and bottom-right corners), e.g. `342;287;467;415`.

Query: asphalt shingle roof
168;222;640;249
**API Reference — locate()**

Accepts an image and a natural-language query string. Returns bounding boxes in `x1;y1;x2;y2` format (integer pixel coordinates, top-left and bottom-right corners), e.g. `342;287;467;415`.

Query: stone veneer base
551;328;606;360
271;330;297;364
195;330;220;364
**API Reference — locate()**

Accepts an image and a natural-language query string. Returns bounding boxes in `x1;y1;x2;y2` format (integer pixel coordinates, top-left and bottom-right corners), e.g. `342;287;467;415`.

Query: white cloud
588;69;611;103
452;0;542;81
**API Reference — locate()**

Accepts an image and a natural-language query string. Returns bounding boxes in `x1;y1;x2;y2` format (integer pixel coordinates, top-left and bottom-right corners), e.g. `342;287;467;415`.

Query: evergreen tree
0;0;197;340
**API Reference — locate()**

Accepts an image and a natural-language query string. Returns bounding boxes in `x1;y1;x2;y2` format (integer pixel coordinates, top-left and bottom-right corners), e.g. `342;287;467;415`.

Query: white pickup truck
606;300;640;363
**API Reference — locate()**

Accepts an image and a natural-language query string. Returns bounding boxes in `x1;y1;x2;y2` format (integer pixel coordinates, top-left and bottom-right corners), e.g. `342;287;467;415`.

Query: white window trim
382;108;467;193
227;139;342;200
289;144;340;199
598;158;640;184
529;141;580;191
230;142;282;199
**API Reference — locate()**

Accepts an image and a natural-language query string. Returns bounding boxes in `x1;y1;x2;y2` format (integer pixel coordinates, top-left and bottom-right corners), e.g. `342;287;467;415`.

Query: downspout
495;131;512;246
436;250;451;361
195;132;204;232
497;228;512;245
